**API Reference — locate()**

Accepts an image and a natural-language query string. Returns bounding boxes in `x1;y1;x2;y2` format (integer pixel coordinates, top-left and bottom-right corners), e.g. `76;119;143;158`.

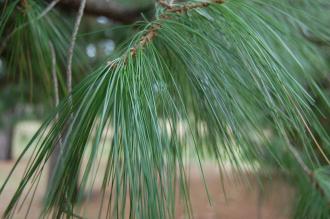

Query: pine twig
137;0;225;53
49;42;60;109
65;0;87;95
108;0;225;66
59;1;87;202
166;0;224;13
48;41;65;199
49;41;61;143
158;0;172;9
59;0;87;206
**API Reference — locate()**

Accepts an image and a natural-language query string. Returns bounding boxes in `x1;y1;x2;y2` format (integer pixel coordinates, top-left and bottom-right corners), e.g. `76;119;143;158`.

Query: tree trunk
0;110;14;161
0;125;13;160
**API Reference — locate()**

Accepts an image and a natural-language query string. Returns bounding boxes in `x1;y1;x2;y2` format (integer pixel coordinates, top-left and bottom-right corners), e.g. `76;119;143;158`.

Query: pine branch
136;0;225;52
108;0;225;66
158;0;172;9
167;0;224;12
50;42;60;109
55;0;154;24
48;41;65;194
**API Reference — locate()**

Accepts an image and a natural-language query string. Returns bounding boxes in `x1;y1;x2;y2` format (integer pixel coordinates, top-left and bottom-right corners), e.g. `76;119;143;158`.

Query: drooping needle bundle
1;0;330;218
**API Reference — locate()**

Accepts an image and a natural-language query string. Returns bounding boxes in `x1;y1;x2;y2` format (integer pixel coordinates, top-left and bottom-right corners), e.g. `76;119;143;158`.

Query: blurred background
0;0;329;218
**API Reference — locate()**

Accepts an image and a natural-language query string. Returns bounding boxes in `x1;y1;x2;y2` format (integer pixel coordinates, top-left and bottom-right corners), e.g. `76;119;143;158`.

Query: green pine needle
1;0;330;218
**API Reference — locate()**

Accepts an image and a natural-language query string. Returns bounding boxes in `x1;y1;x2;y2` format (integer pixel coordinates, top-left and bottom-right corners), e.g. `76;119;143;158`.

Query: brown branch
131;0;224;56
55;0;154;24
158;0;172;9
167;0;224;13
108;0;224;66
129;23;161;57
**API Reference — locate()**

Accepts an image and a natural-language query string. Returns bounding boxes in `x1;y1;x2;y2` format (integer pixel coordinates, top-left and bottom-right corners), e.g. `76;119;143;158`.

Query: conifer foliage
0;0;330;218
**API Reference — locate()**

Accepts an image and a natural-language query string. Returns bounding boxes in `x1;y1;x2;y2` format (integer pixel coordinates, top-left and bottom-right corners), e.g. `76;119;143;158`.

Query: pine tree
0;0;330;218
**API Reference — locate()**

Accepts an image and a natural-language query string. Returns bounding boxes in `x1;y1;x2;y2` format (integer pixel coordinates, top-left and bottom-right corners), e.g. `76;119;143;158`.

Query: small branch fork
108;0;225;66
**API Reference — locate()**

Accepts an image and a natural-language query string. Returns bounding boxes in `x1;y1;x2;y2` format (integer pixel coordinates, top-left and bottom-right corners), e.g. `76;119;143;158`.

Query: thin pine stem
50;41;59;109
66;0;86;95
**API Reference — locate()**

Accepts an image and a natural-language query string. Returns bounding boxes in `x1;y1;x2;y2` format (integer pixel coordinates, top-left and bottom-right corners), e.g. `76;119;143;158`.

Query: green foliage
0;0;89;102
292;166;330;219
0;0;330;218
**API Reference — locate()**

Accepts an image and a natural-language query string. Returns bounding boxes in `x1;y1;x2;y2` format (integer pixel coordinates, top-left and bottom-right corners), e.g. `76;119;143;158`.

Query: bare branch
158;0;172;9
48;42;64;191
55;0;154;24
49;41;62;144
49;42;60;108
65;0;87;95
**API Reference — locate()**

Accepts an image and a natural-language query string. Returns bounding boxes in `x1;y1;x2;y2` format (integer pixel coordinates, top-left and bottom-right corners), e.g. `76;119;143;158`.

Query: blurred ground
0;121;294;219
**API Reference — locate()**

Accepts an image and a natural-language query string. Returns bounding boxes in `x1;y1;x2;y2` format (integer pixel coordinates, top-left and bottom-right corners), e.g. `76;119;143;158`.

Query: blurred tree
0;0;330;218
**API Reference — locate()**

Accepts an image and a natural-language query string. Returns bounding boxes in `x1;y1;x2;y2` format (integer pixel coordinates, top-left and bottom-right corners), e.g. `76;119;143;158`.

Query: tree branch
49;42;60;109
66;0;87;95
55;0;154;24
108;0;225;66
